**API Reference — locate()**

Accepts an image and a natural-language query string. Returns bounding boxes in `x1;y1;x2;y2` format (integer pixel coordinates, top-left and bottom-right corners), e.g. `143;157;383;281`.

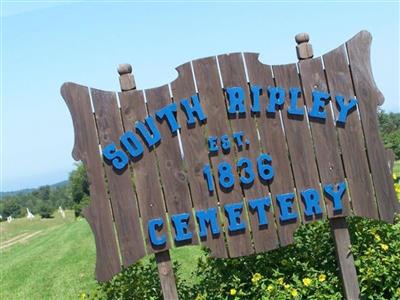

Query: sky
1;0;399;192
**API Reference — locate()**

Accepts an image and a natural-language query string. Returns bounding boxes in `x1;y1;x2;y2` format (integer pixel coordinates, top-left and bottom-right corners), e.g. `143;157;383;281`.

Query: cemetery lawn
0;211;202;300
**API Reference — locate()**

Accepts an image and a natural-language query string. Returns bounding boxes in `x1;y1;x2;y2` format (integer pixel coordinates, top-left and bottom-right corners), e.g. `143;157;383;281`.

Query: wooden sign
61;31;398;297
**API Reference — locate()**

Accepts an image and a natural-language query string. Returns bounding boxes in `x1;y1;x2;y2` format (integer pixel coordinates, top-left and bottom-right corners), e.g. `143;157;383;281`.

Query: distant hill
0;180;68;199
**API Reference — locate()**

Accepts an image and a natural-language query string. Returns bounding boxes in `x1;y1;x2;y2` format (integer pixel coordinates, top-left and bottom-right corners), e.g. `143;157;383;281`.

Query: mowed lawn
0;211;203;299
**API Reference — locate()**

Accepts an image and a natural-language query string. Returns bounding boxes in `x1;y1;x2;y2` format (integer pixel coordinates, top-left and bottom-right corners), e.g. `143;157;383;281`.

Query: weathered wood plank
91;88;146;267
170;62;227;257
117;66;179;300
218;53;279;252
156;250;179;300
244;53;299;246
386;149;395;173
272;63;324;223
145;85;198;246
61;82;121;281
346;31;399;222
323;45;379;219
192;56;254;257
330;217;360;299
298;57;351;217
119;90;171;252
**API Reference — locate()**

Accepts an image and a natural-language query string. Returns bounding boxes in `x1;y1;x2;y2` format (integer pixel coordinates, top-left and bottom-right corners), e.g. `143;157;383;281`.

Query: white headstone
7;216;13;223
58;206;66;219
26;208;35;220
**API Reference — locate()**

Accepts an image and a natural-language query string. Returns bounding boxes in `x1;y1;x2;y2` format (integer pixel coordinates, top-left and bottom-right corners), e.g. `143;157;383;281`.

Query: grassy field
0;211;202;299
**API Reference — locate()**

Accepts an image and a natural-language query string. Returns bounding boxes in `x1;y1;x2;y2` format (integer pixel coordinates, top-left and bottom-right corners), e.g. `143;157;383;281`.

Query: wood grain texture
330;217;360;299
61;83;121;282
156;250;179;300
217;53;279;252
119;90;171;252
346;31;399;222
244;53;299;246
170;62;228;257
91;88;146;267
298;57;351;217
145;85;198;246
272;63;324;223
60;31;396;284
192;56;254;257
386;149;395;173
323;45;379;219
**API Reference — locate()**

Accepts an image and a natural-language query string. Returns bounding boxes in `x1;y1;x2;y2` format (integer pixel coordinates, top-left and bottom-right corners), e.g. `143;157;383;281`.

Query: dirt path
0;231;43;250
1;233;30;245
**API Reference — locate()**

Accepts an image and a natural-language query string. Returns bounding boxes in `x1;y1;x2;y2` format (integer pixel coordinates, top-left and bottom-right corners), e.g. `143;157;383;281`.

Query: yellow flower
251;272;263;283
195;295;203;300
230;288;237;296
302;277;312;286
380;243;389;251
267;284;274;292
318;274;326;282
291;289;298;297
80;293;87;300
284;283;290;289
277;277;284;285
374;234;381;242
393;173;398;180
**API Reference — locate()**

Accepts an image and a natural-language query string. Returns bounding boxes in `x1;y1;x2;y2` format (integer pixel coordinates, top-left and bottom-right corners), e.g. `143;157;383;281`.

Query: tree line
0;163;89;219
1;111;399;220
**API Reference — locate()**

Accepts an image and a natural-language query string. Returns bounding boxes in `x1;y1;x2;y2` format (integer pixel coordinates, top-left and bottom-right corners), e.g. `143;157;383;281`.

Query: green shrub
348;216;400;299
189;220;342;300
81;257;162;300
81;257;192;300
82;214;400;299
38;202;53;218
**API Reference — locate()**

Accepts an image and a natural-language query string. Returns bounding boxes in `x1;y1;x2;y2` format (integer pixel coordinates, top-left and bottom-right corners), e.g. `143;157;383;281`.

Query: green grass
394;160;400;177
0;210;75;242
1;213;98;299
0;211;202;299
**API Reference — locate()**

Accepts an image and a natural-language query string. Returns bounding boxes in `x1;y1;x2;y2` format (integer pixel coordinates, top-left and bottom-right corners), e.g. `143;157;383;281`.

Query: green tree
1;198;23;218
38;201;53;218
32;185;51;201
378;110;400;159
69;163;90;217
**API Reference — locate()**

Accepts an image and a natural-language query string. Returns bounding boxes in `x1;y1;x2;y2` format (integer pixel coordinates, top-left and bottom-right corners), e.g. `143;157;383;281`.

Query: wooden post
295;33;360;300
329;218;360;299
117;64;179;300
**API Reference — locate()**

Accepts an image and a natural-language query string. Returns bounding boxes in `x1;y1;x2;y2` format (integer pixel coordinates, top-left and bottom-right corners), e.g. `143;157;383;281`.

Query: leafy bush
80;257;190;300
82;214;400;299
189;220;342;300
81;257;161;300
349;217;400;299
38;201;53;218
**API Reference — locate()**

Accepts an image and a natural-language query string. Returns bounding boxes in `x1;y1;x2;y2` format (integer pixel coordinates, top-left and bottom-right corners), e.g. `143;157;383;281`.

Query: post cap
295;33;310;44
295;32;313;60
117;63;132;75
117;63;136;91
